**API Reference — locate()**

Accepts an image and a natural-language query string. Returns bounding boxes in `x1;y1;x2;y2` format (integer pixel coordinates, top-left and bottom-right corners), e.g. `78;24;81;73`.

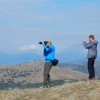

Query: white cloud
19;44;38;51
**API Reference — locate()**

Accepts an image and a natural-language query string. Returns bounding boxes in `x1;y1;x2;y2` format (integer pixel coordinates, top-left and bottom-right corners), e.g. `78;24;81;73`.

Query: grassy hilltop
0;80;100;100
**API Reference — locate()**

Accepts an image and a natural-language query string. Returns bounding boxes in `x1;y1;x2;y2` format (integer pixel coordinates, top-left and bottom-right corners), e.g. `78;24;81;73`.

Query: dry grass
0;80;100;100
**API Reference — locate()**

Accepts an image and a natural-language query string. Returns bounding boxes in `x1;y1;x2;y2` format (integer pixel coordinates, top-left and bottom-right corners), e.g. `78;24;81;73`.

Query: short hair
89;35;95;40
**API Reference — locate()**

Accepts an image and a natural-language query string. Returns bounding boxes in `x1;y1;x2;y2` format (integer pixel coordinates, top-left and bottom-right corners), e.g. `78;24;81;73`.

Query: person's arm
83;42;93;49
43;44;52;52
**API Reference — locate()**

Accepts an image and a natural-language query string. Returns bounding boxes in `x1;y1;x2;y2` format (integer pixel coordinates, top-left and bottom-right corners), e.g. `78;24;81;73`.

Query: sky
0;0;100;55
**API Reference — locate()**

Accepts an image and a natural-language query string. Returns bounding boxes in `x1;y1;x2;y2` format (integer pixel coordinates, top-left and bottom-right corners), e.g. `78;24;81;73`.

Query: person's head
89;35;95;42
46;41;52;46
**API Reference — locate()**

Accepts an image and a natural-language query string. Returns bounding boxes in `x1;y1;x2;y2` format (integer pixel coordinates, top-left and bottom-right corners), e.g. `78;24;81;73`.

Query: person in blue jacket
41;40;55;88
83;35;98;80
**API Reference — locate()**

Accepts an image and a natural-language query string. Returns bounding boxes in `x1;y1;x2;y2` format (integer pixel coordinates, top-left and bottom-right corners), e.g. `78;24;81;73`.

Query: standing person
39;40;55;88
83;35;98;80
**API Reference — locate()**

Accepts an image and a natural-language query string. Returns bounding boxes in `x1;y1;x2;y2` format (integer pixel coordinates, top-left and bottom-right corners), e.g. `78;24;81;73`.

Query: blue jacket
83;40;98;59
43;44;55;62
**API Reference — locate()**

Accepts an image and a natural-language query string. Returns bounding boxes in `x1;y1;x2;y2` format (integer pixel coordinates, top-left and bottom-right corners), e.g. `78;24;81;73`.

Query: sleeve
83;42;93;49
43;44;52;52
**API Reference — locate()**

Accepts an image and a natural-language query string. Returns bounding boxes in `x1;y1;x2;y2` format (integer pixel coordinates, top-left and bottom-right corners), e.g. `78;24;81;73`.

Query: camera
39;42;42;44
39;41;48;45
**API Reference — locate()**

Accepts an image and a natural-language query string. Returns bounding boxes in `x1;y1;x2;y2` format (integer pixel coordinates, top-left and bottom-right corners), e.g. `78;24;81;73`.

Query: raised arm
43;44;52;52
83;42;93;49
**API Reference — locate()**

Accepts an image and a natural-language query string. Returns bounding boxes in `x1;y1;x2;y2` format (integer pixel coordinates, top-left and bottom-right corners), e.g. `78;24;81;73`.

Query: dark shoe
92;77;95;80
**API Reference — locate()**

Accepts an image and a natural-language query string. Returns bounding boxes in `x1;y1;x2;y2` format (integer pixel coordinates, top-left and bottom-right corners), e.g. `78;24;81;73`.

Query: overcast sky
0;0;100;54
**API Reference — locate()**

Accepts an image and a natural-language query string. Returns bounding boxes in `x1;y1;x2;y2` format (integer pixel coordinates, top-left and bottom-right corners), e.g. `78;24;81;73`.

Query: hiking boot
40;86;48;89
48;84;53;88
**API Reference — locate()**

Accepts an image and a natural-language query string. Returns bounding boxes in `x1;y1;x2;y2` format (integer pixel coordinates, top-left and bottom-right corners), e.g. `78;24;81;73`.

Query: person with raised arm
83;35;98;80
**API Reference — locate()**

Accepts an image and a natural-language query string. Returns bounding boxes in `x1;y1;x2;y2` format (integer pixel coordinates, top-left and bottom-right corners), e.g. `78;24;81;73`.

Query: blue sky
0;0;100;54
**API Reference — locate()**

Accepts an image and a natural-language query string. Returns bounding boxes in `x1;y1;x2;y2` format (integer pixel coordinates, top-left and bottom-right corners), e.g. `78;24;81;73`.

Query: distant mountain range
0;53;43;64
0;44;99;64
56;44;100;63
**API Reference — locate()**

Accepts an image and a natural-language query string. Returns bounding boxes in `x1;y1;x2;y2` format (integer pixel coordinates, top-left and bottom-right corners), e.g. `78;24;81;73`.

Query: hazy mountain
56;44;100;63
0;43;99;64
0;53;43;64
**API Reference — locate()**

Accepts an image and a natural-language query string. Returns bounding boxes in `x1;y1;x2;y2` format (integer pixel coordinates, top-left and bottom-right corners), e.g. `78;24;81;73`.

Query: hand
83;40;86;42
42;41;44;44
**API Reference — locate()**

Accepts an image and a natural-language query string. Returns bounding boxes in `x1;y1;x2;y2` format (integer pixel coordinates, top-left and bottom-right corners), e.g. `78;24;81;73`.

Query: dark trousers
88;58;95;79
43;62;52;86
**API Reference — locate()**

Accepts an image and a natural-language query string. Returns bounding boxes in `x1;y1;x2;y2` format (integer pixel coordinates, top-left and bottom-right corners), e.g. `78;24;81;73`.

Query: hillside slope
0;60;87;89
0;80;100;100
58;62;100;75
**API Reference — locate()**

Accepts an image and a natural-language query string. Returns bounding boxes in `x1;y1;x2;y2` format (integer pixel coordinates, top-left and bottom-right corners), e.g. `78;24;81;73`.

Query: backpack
51;59;59;66
46;59;59;66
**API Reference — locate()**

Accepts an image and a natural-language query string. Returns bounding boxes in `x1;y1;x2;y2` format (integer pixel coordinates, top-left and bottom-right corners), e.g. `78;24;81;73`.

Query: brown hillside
0;60;88;85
